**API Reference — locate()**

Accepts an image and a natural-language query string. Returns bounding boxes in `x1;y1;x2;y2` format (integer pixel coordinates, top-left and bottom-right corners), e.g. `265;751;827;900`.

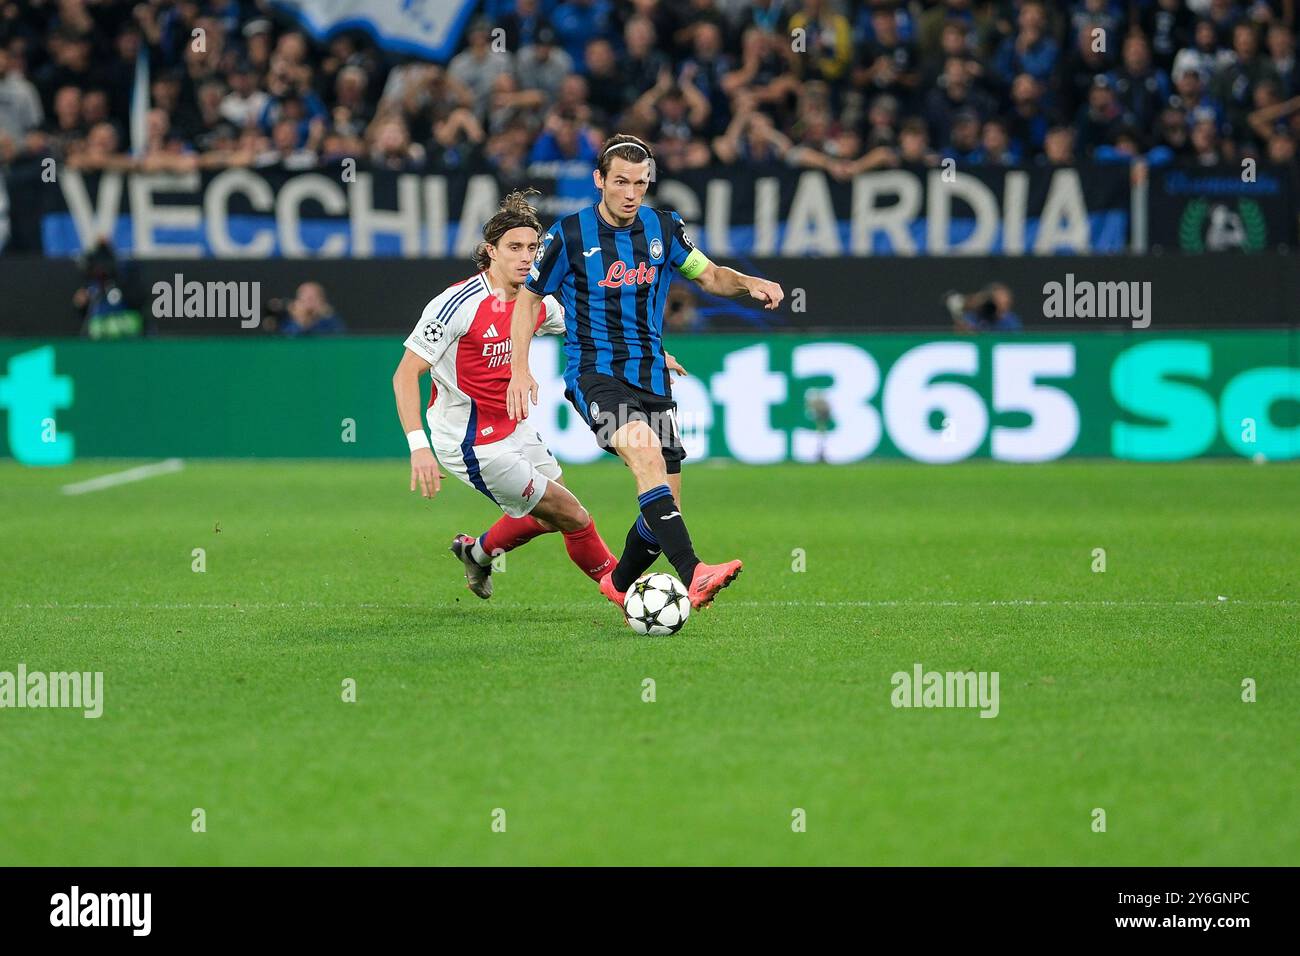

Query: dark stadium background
0;0;1297;337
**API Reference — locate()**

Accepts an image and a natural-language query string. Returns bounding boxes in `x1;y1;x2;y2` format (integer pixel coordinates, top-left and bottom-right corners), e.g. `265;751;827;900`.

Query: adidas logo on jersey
482;323;499;338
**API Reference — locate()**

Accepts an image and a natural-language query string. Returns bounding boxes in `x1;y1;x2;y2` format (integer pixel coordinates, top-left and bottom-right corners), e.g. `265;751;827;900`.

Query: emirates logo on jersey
481;338;512;368
598;260;657;288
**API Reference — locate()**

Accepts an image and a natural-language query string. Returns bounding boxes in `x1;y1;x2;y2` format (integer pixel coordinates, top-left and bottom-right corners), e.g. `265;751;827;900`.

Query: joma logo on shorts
598;261;657;288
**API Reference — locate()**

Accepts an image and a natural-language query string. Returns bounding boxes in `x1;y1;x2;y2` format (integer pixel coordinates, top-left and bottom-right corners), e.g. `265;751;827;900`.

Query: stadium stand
1;0;1298;179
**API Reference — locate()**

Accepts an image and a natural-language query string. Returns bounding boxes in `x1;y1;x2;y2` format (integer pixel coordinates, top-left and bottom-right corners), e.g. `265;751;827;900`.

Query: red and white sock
563;519;617;582
473;514;551;565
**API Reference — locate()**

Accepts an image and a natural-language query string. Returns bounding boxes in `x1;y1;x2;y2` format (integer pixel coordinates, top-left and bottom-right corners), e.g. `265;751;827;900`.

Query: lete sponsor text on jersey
598;260;658;288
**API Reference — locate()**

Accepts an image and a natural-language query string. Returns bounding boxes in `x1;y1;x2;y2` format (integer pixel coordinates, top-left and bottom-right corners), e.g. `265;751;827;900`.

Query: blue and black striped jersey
525;203;697;397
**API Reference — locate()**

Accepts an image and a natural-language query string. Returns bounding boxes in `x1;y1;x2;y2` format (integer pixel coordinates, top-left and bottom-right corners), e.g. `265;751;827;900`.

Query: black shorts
565;372;686;474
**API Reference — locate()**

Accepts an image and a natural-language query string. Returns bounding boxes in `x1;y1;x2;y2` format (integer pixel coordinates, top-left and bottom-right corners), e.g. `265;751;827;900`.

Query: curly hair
473;188;543;273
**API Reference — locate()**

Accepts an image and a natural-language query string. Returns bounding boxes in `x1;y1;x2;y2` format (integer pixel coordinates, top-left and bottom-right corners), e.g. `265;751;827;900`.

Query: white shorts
432;422;562;518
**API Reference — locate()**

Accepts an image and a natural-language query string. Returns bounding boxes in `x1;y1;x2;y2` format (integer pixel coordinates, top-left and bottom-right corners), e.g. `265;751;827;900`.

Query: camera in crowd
942;283;1023;333
74;239;144;339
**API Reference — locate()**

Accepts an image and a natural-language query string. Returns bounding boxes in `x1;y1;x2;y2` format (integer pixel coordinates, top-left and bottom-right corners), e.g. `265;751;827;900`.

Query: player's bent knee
547;499;588;533
533;481;587;533
558;506;589;534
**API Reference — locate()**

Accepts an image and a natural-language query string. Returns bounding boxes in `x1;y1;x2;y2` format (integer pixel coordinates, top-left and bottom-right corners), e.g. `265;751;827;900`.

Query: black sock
612;514;663;592
635;484;699;583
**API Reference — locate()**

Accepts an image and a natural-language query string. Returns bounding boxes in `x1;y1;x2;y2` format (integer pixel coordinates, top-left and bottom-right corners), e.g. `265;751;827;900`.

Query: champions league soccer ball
623;572;691;636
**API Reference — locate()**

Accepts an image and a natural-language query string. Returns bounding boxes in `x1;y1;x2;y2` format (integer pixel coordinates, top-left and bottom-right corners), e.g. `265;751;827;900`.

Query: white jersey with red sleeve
403;272;565;453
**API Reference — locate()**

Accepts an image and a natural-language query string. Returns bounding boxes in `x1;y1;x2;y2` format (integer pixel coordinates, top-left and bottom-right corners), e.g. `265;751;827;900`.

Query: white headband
603;141;648;159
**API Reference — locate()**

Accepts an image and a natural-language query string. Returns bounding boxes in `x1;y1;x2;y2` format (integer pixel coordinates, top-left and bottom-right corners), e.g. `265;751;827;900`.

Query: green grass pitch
1;458;1296;866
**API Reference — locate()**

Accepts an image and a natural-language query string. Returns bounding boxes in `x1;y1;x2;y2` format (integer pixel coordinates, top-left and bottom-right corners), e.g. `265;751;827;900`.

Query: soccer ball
623;572;690;635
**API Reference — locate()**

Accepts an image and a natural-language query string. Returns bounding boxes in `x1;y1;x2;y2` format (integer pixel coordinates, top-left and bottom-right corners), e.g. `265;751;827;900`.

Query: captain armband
678;249;710;280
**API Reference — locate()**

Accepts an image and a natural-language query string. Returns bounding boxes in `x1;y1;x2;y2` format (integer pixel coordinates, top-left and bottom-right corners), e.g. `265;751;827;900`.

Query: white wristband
406;429;431;453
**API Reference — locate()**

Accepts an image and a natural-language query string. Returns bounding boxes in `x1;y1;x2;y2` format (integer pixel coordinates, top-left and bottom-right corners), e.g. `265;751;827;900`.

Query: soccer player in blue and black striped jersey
506;133;784;615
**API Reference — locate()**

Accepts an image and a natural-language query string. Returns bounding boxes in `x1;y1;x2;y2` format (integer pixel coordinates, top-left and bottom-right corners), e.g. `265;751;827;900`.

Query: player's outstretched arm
506;285;542;420
693;261;784;311
392;349;442;499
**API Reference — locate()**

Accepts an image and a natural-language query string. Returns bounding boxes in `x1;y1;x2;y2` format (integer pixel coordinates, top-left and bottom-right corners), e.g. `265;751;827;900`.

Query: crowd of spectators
2;0;1299;182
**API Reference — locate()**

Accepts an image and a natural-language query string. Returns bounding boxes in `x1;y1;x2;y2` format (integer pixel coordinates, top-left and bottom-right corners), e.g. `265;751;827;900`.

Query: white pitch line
7;599;1298;611
736;599;1298;608
60;459;184;496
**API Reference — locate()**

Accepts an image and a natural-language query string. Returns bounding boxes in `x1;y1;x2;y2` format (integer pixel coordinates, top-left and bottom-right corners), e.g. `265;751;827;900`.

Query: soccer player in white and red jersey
392;190;616;599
